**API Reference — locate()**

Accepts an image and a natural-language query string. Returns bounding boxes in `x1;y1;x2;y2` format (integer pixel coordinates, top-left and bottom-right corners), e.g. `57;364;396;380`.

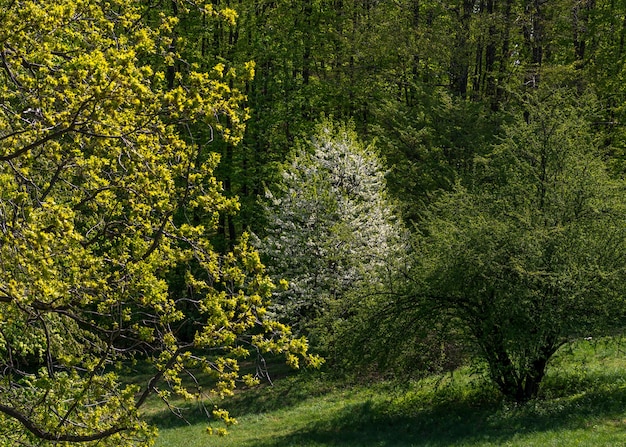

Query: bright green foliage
411;91;626;402
0;1;319;445
259;120;406;336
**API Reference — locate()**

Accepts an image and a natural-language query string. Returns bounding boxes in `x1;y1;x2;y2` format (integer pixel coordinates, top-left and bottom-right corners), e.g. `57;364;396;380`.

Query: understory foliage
259;120;406;336
0;1;319;446
407;91;626;402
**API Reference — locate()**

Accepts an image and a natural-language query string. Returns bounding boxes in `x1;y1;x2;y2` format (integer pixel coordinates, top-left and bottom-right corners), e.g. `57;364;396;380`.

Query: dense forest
0;1;625;446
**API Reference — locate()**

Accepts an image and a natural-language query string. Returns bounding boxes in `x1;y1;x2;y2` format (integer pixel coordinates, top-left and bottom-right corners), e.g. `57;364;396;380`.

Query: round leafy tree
412;92;626;401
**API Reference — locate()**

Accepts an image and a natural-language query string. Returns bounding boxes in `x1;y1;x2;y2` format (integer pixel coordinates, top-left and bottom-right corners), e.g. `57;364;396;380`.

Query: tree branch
0;125;73;161
0;404;128;442
135;346;190;410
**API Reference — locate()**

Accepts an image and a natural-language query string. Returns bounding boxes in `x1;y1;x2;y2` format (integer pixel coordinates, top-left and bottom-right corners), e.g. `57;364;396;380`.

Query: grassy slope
151;338;626;447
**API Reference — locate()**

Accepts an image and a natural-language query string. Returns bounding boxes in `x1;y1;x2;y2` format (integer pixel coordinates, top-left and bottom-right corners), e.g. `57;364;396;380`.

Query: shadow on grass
241;372;626;447
146;359;626;446
144;369;330;429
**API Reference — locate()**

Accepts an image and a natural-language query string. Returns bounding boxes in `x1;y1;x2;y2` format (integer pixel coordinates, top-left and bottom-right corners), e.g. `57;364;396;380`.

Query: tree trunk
520;357;547;401
494;0;513;109
523;0;544;88
449;0;474;98
480;320;557;402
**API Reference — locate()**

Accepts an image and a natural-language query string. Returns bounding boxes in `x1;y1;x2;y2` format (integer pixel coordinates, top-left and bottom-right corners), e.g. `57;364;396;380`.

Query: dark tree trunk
572;0;595;65
523;0;545;88
484;0;497;107
493;0;513;110
449;0;474;98
489;352;548;402
479;314;558;402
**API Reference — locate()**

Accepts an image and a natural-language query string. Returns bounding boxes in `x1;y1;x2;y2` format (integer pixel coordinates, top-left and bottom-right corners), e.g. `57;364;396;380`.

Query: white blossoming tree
260;120;406;334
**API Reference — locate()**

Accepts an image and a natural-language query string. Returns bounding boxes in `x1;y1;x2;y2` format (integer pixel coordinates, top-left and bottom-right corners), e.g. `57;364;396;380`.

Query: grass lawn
149;337;626;447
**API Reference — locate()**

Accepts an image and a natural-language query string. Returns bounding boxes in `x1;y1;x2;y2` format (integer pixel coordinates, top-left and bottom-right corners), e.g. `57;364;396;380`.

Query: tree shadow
239;372;626;447
144;369;331;429
146;362;626;445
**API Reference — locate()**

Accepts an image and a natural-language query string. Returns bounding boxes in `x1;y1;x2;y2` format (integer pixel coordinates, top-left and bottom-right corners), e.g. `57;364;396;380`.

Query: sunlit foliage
0;1;319;445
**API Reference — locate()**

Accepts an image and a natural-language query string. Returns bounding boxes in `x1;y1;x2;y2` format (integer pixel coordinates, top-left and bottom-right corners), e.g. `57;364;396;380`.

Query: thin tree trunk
449;0;473;98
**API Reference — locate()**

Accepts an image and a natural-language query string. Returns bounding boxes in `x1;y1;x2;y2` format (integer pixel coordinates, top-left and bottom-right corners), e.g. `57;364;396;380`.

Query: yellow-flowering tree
0;1;319;445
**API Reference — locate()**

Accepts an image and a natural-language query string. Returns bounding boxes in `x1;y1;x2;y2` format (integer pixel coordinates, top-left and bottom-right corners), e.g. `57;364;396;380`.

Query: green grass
150;338;626;447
